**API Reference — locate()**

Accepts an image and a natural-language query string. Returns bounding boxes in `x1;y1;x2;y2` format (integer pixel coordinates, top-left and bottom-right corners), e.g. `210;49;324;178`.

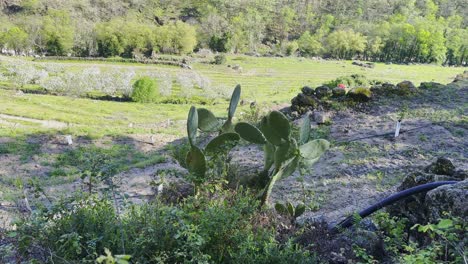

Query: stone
313;111;330;124
315;85;332;99
381;82;397;93
332;87;346;97
419;82;444;89
424;157;456;176
426;180;468;223
301;86;314;96
396;81;417;95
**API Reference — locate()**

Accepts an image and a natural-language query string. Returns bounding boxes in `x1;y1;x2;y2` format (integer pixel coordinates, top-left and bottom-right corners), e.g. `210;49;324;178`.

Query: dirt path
0;114;68;129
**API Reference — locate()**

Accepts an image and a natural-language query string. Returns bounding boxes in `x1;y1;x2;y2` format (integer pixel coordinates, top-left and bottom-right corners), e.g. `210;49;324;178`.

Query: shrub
324;74;369;88
285;41;299;56
16;190;315;263
214;54;227;65
130;77;158;103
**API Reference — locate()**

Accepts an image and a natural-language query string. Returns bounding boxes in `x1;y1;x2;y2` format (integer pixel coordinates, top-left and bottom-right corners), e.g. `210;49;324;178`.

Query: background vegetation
0;0;466;65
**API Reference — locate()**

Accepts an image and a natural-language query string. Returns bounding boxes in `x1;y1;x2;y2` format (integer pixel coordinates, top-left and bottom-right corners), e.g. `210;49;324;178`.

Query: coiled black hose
331;181;458;232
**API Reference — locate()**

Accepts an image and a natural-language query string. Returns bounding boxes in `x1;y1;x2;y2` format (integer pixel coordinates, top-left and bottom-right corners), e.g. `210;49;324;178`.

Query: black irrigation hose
331;181;458;232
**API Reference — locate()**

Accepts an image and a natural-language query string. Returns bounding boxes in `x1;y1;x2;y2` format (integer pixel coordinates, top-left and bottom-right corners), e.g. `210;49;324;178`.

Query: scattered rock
424;157;456;176
301;86;314;96
419;82;444;89
426;180;468;223
388;158;466;226
352;61;375;68
315;85;332;99
332;87;346;97
396;81;417;95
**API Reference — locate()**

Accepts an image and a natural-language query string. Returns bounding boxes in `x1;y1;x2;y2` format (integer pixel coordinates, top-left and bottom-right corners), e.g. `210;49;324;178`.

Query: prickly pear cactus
235;122;266;144
197;108;220;132
205;132;240;154
186;145;206;179
187;106;198;146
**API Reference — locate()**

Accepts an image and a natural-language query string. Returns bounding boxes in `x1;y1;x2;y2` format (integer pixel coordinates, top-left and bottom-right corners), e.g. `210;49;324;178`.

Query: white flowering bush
4;61;49;88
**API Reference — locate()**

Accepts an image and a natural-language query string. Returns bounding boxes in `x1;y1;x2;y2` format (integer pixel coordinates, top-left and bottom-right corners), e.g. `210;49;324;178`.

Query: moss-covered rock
396;80;417;95
315;85;332;99
332;87;346;97
419;82;444;89
348;87;372;102
424;157;456;176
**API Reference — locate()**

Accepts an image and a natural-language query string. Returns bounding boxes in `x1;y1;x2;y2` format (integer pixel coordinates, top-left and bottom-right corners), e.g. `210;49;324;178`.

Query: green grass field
0;55;464;138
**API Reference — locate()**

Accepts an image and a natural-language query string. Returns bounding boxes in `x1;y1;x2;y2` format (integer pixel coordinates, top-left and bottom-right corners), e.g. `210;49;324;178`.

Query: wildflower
338;83;346;89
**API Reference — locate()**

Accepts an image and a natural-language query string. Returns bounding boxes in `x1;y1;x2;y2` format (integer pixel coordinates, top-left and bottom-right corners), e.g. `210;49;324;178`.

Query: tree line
0;0;466;65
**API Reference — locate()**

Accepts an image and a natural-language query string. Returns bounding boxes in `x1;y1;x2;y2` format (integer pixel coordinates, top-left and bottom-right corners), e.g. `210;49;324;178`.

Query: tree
41;9;74;55
326;30;366;59
3;27;29;53
297;31;322;56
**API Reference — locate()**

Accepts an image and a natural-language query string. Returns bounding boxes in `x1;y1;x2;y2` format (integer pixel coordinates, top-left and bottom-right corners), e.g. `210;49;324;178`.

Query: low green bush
16;190;315;263
214;54;227;65
131;77;158;103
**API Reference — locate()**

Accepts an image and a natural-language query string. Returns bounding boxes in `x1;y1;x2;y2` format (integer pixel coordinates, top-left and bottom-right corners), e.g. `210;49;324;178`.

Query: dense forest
0;0;466;65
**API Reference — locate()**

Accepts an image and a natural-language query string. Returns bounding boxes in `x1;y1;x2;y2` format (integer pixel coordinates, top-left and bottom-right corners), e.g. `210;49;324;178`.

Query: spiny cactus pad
186;146;206;177
235;122;267;144
260;116;283;146
299;114;311;145
197;108;220;132
228;84;241;120
187;106;198;146
299;139;330;161
205;132;240;153
267;111;291;141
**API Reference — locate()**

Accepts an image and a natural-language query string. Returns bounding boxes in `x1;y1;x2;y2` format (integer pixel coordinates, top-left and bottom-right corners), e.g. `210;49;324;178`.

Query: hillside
0;0;466;65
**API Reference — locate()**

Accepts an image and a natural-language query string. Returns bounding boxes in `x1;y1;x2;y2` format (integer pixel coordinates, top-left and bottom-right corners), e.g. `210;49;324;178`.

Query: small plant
185;85;242;194
275;201;306;224
130;77;158;103
213;54;227;65
235;112;330;206
96;248;131;264
349;87;372;101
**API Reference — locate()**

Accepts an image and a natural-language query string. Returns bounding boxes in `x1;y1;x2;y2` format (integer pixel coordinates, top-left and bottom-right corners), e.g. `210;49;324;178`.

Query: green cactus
261;155;300;206
263;142;275;172
228;85;241;120
185;145;206;180
275;201;306;222
267;111;291;140
205;132;240;154
260;116;283;146
235;122;266;144
187;106;198;146
299;139;330;161
197;108;221;132
299;114;311;145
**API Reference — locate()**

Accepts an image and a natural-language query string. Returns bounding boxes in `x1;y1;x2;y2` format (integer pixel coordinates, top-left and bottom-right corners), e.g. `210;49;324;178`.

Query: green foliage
130;77;159;103
41;9;75;55
297;31;322;56
214;54;227;65
16;189;314;263
0;0;466;64
324;74;370;88
275;201;306;222
326;29;367;59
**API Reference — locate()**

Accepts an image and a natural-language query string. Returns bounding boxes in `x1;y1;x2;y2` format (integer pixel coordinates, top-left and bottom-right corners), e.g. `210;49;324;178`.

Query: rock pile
388;157;467;225
352;61;375;68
